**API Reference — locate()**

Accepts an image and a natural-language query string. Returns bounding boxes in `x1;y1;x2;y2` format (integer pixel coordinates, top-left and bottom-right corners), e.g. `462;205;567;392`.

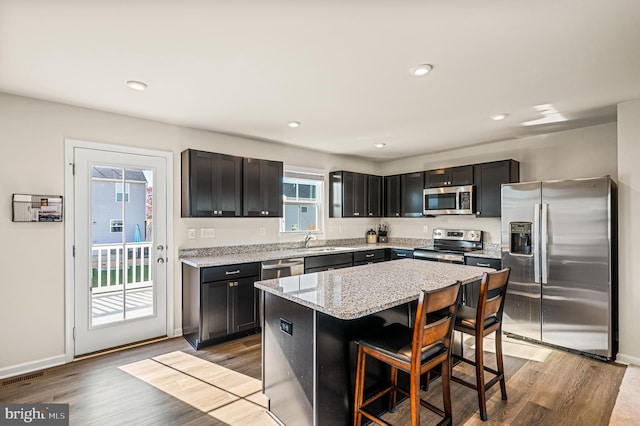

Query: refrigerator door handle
534;203;541;283
541;203;549;284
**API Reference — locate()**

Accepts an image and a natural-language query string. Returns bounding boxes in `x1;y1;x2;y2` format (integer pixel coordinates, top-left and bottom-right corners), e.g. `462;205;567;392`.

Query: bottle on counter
366;229;377;244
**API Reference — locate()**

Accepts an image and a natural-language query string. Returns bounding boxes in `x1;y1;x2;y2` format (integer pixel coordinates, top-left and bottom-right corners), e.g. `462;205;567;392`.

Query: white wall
379;123;618;244
0;93;376;374
0;91;628;376
616;99;640;365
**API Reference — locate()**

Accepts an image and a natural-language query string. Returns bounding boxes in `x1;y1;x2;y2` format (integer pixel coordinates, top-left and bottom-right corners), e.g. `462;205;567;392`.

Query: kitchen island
254;259;493;426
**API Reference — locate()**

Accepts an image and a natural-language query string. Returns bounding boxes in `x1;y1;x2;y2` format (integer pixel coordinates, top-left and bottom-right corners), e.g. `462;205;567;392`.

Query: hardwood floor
0;333;626;425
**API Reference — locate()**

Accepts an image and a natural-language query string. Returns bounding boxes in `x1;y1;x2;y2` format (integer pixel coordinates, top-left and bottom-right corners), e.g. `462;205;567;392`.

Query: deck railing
92;242;153;294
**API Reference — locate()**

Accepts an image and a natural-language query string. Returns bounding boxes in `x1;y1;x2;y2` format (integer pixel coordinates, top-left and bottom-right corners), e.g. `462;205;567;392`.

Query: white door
73;147;168;356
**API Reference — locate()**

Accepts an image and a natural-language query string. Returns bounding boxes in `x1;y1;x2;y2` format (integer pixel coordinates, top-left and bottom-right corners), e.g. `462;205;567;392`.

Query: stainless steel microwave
423;185;474;215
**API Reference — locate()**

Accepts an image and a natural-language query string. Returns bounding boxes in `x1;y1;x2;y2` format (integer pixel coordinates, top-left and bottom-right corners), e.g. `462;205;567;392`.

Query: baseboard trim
616;352;640;366
0;355;66;380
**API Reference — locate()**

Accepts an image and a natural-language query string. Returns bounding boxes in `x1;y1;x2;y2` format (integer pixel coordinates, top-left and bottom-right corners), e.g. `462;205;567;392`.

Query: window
110;219;123;233
282;168;324;233
115;182;130;202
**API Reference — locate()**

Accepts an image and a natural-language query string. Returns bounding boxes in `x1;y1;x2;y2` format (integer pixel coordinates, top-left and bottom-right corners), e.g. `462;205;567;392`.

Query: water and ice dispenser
510;222;532;255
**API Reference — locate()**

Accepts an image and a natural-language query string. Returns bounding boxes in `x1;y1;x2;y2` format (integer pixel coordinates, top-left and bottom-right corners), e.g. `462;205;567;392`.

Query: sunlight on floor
466;334;553;363
118;351;277;425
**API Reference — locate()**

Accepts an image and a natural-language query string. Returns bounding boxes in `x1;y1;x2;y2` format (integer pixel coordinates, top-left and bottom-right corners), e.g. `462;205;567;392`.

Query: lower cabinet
388;248;414;260
183;262;260;349
353;249;386;266
304;252;353;273
463;256;502;308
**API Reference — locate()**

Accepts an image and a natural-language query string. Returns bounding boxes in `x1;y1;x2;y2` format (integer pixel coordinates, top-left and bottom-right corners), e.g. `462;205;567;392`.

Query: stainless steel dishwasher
260;257;304;279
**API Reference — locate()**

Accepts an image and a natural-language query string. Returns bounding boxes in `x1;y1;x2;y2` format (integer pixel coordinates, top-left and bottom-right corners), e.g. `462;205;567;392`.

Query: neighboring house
91;167;148;244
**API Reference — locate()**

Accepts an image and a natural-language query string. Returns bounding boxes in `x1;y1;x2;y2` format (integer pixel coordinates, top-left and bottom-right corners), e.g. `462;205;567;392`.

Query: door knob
157;245;164;251
157;258;165;264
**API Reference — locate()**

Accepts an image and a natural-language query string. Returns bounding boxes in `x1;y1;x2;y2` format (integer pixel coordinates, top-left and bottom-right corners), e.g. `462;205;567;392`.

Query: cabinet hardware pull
477;263;491;267
365;254;374;258
226;270;241;275
397;253;407;257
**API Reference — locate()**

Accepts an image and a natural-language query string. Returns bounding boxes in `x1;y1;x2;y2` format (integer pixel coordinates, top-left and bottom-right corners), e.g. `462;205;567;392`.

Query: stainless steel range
413;229;482;264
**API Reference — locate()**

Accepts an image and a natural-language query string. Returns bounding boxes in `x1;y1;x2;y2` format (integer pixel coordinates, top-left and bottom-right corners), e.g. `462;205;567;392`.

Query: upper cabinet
329;171;382;217
243;158;283;217
181;149;242;217
400;171;425;217
473;160;520;217
384;175;401;217
425;165;473;188
367;175;383;217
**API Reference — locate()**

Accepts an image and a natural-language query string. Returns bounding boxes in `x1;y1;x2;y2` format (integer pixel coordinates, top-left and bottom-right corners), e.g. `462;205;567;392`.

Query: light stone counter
180;243;416;268
254;258;493;320
465;248;502;260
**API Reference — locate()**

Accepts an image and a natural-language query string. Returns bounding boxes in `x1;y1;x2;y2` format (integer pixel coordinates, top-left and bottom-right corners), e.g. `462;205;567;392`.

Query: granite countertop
465;248;502;260
180;243;417;268
254;259;493;320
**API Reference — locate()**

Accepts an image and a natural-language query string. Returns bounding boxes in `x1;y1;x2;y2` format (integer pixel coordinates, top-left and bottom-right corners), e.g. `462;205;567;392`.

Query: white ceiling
1;1;639;161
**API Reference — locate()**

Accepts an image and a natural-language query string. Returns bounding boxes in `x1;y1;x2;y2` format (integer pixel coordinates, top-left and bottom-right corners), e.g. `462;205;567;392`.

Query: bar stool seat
353;282;461;426
451;268;511;421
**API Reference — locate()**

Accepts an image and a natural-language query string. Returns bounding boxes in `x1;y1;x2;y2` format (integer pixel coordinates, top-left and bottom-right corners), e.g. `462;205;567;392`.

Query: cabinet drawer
305;263;353;274
353;249;385;263
202;262;260;283
465;256;501;269
389;249;413;260
304;252;353;270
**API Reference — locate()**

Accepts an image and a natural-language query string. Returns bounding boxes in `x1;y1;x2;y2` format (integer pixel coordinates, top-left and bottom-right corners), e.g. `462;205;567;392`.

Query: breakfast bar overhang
255;259;493;426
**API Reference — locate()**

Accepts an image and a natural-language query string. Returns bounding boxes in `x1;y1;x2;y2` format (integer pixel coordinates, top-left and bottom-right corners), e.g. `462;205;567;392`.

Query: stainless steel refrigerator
501;176;617;360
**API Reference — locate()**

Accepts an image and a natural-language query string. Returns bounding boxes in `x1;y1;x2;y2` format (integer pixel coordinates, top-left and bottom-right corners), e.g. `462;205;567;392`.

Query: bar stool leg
441;357;453;423
354;346;366;425
389;366;398;412
475;335;488;421
495;330;508;401
410;365;421;426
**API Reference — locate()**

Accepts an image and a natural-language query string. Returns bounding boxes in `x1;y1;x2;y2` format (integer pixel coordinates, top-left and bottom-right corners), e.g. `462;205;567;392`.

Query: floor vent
2;371;44;387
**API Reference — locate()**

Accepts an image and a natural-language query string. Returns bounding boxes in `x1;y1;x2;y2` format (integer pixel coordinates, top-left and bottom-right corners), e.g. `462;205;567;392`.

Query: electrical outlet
188;229;196;239
423;225;429;233
259;227;266;236
201;228;215;238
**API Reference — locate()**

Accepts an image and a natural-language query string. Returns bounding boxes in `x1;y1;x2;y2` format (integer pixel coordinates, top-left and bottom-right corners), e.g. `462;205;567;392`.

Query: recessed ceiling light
491;113;508;121
288;121;301;128
126;80;147;91
410;64;433;77
375;143;386;148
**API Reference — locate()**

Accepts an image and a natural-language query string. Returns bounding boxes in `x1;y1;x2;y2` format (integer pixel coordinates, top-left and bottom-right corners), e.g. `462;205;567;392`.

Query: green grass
92;265;150;288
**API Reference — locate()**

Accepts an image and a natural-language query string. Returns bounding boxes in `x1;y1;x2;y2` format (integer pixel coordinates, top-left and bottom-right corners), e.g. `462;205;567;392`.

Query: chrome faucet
304;232;316;248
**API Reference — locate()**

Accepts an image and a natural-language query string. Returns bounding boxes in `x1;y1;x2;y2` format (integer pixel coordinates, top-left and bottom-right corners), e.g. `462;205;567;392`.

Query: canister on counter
366;229;377;244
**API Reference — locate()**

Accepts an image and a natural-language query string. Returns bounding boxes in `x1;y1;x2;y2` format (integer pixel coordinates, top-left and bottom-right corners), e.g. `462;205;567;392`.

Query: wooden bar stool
451;268;511;421
353;282;461;426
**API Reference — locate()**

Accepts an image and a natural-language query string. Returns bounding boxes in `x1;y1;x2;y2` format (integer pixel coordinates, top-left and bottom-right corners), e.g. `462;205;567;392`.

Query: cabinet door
233;277;259;332
367;175;382;217
182;149;241;217
384;175;401;217
400;172;424;217
202;281;231;340
243;158;283;217
474;160;519;217
342;172;366;217
425;165;473;187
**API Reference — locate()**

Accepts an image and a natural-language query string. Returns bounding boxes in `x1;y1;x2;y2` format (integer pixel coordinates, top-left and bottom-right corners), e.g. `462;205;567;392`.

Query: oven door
413;250;465;264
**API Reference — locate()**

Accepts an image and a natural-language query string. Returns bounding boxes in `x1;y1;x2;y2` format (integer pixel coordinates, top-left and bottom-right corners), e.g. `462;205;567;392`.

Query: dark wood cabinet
473;160;519;217
182;262;260;350
329;171;382;217
367;175;383;217
400;171;425;217
388;248;414;260
181;149;242;217
425;165;473;188
384;175;401;217
304;252;353;273
243;158;283;217
353;249;386;266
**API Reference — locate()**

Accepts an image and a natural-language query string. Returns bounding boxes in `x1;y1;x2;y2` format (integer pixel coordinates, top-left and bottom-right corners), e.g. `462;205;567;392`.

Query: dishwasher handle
261;261;304;270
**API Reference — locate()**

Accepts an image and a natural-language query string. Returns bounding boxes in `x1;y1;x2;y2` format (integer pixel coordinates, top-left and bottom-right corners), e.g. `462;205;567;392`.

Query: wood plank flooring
0;333;626;425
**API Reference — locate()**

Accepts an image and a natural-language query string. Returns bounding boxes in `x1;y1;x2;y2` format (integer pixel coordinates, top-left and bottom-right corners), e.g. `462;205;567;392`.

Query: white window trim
281;166;325;234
